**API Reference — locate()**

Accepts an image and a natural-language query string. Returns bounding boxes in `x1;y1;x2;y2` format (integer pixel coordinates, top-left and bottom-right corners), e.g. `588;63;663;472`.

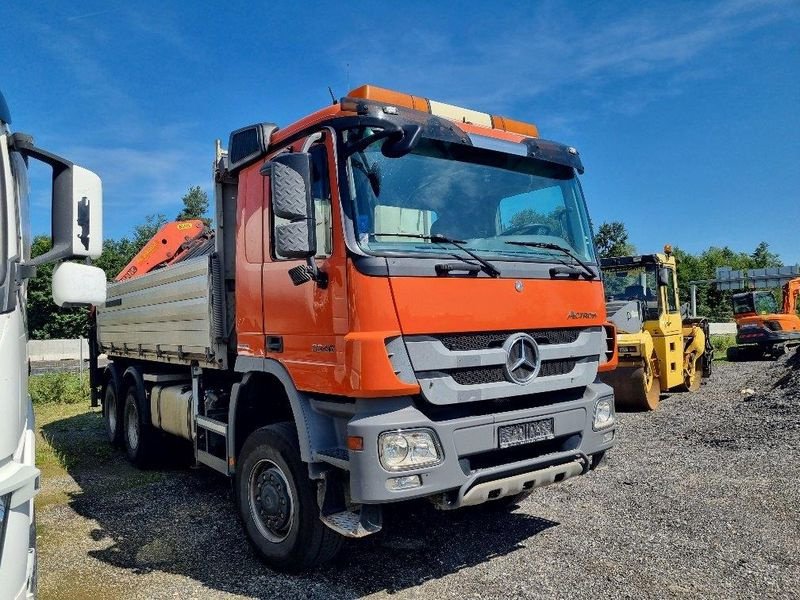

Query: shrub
711;334;737;359
29;372;89;405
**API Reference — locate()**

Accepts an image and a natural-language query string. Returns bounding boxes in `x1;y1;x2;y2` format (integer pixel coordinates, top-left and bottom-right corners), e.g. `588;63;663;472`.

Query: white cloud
330;0;797;122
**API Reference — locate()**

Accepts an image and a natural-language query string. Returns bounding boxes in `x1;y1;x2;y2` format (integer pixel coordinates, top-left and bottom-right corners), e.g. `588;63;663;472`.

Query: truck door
261;132;347;394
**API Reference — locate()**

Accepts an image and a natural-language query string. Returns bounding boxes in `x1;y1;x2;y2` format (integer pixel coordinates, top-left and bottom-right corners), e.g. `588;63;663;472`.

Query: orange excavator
728;277;800;359
115;219;214;281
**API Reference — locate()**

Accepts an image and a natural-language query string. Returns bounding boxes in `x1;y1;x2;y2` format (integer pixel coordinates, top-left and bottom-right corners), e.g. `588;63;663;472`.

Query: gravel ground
36;356;800;600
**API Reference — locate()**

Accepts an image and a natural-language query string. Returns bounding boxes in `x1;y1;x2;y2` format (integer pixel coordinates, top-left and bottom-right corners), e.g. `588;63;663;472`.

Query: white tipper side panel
96;257;216;364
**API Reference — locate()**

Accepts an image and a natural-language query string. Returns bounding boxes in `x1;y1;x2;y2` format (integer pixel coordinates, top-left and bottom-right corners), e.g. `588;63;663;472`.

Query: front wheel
236;423;343;571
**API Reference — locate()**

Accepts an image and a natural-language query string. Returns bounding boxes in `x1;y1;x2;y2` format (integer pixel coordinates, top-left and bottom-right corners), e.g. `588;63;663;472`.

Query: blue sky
2;0;799;264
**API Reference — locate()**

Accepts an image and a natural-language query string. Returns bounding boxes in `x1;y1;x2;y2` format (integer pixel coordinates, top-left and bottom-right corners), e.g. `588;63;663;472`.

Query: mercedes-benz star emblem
503;333;541;385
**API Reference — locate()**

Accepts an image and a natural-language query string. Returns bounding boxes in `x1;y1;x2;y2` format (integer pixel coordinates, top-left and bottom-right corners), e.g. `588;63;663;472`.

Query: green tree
594;221;635;258
26;236;87;339
750;241;781;269
673;241;785;321
176;186;209;223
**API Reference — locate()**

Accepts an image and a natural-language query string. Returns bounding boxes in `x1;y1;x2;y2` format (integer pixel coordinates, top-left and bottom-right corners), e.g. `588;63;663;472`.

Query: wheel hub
250;461;294;542
256;469;291;530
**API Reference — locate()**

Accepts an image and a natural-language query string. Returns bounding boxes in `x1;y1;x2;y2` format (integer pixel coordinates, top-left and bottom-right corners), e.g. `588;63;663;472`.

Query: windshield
345;136;596;265
602;264;661;318
733;292;777;315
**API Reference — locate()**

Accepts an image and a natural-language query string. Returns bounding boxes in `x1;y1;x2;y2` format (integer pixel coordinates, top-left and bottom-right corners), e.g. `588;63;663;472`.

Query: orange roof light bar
348;84;539;138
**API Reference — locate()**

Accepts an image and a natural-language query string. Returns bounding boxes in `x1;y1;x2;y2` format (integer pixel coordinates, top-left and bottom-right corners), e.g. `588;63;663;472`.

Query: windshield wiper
370;233;501;278
504;240;596;280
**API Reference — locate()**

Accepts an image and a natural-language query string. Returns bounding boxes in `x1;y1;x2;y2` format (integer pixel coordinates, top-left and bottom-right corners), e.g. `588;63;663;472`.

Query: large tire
726;346;740;362
102;372;124;447
678;355;702;392
123;379;158;468
236;423;343;571
604;361;661;411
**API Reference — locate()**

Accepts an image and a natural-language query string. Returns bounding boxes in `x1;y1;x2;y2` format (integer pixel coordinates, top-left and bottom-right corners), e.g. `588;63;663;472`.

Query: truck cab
0;90;104;599
95;85;617;569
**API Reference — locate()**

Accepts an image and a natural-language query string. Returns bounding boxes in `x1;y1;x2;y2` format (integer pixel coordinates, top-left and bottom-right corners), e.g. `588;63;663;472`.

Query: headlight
378;429;443;472
593;397;615;430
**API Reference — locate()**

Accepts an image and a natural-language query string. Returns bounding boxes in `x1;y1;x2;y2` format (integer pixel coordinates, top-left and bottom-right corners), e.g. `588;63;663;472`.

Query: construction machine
600;246;713;410
728;277;800;360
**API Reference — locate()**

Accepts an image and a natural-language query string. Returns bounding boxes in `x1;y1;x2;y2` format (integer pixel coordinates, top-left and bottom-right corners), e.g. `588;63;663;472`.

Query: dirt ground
35;356;800;599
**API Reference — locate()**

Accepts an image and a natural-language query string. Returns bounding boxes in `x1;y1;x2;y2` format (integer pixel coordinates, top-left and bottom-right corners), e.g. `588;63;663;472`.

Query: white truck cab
0;90;105;599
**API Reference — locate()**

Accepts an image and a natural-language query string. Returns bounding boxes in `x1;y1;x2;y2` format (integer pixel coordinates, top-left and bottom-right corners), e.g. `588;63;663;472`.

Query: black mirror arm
288;258;328;288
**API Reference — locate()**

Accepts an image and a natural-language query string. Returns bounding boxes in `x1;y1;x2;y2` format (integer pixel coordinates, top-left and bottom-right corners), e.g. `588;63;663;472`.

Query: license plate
498;418;555;449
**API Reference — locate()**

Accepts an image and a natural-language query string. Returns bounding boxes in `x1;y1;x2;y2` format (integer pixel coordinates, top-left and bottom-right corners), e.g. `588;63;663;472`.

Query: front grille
449;359;578;385
436;328;582;352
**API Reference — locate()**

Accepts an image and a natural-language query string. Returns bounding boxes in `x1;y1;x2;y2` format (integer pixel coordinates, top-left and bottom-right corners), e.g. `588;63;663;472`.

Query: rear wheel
103;376;123;446
123;383;157;467
726;346;740;362
236;423;343;570
678;355;702;392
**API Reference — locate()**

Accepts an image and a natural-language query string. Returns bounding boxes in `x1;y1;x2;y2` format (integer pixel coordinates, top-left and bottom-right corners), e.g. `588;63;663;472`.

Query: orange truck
89;85;617;569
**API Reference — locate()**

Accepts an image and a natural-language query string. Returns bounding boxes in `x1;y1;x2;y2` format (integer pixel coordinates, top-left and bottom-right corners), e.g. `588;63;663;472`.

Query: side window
10;151;30;260
271;141;333;259
310;144;332;258
666;268;678;313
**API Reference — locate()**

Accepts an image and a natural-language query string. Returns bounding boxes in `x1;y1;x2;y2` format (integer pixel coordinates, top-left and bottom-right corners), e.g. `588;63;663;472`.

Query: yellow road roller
599;246;713;410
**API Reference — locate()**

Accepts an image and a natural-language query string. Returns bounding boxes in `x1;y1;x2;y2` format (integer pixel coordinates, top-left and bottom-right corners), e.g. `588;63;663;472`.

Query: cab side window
665;268;678;313
309;144;332;257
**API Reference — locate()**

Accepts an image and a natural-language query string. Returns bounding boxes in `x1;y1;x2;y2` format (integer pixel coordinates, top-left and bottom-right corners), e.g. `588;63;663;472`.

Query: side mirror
263;153;316;259
658;267;671;287
381;124;423;158
52;262;107;307
12;134;103;264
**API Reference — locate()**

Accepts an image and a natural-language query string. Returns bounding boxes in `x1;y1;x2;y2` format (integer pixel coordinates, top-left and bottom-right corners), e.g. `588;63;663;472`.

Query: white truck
0;90;105;599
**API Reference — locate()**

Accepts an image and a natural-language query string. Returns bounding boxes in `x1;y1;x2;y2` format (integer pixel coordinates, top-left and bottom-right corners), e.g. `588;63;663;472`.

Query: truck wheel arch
232;357;336;470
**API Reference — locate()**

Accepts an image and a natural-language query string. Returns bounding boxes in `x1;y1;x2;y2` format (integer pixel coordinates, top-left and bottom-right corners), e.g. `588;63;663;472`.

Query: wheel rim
126;399;140;450
106;390;117;433
249;459;295;543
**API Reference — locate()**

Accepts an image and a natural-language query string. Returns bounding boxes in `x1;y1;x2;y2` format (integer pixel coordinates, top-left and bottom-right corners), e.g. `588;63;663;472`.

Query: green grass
711;334;737;360
29;372;89;405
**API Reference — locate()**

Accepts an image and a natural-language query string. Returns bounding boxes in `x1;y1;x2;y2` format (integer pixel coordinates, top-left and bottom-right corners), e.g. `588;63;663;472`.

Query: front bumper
346;382;614;506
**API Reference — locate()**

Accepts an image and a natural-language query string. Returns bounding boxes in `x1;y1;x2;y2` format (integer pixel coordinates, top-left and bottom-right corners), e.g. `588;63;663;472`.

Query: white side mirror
12;134;103;264
52;262;107;307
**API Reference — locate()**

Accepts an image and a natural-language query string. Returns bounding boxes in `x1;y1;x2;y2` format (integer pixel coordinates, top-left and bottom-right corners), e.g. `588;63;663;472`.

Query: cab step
319;504;382;538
